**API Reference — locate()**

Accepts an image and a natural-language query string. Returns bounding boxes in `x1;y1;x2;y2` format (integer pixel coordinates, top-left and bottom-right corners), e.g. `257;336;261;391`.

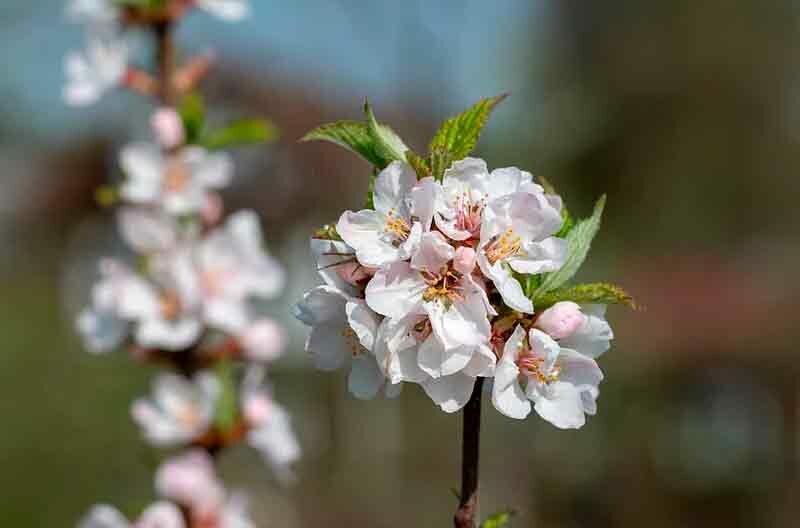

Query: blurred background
1;1;800;526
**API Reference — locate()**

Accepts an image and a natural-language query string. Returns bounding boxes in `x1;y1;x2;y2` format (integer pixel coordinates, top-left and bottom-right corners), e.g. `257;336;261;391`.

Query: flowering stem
455;377;484;528
154;20;177;106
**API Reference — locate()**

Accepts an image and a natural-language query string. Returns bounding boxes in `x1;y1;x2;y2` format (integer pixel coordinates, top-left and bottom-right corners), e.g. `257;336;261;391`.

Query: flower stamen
484;228;522;265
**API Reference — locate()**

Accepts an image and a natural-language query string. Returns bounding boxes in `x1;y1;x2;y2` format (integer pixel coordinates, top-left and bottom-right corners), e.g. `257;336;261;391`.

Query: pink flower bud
453;246;477;275
151;108;185;149
155;450;223;514
240;318;286;361
535;301;585;339
244;391;273;426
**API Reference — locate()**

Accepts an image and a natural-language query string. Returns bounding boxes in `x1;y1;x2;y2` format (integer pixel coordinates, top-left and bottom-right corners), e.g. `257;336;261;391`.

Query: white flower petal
365;261;426;319
422;372;477;413
372;161;416;215
347;354;385;400
345;300;380;352
78;504;130;528
532;381;589;429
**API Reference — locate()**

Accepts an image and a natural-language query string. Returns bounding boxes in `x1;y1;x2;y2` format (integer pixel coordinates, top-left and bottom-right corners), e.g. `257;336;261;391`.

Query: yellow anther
160;291;182;320
484;228;522;265
384;209;411;240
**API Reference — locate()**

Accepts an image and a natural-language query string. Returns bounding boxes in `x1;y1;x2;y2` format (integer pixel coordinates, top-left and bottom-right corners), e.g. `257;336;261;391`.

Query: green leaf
313;224;342;241
213;359;238;433
480;510;517;528
406;150;431;179
301;120;388;168
537;175;573;237
429;93;508;164
429;146;452;181
534;194;606;296
200;119;278;150
364;100;410;168
178;93;205;143
534;282;636;310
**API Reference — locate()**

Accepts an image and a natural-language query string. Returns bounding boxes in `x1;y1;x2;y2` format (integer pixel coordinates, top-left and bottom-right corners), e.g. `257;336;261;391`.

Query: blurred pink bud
202;192;224;226
535;301;585;339
151;108;185;149
155;450;223;514
335;260;374;286
453;246;477;275
240;318;285;361
244;391;273;426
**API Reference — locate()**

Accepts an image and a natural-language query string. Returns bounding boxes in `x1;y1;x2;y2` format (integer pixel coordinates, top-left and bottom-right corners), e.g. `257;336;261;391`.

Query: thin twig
455;377;484;528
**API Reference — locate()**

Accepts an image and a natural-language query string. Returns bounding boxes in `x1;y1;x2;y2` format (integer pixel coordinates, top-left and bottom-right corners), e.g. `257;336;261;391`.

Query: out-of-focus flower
196;0;251;22
155;450;225;516
78;502;185;528
65;0;118;28
492;326;602;428
131;372;219;446
119;143;233;215
151;108;186;150
241;367;301;481
194;211;285;334
63;38;128;107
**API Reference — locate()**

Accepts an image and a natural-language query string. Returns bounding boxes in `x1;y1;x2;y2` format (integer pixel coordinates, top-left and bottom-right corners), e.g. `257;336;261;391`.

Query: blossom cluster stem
455;376;484;528
154;20;176;107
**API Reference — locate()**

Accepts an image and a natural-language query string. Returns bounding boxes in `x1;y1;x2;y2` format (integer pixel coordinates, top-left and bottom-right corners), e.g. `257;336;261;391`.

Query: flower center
160;290;182;320
517;353;560;385
454;192;484;234
342;327;362;357
163;160;191;193
484;228;522;265
176;403;201;430
421;268;464;305
384;209;411;243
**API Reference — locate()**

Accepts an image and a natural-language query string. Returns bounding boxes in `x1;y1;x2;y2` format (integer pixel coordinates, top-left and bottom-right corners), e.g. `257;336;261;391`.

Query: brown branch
455;377;484;528
154;21;177;106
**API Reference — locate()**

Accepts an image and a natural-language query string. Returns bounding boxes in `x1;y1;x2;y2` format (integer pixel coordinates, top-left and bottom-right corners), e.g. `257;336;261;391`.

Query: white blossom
193;211;285;334
119;143;233;215
196;0;251;22
242;367;301;481
131;372;219;446
477;189;566;313
337;161;434;268
156;450;225;516
492;325;602;428
78;502;185;528
63;37;128;107
365;232;493;378
295;285;394;399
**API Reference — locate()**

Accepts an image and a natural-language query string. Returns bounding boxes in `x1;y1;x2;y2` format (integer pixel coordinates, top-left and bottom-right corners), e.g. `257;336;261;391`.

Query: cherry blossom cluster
79;450;255;528
64;0;249;107
297;100;627;430
66;1;299;526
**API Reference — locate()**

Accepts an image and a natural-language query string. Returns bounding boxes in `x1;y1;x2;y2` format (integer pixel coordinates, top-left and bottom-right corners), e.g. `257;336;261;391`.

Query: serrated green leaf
534;195;606;296
429;93;508;163
200;119;278;150
213;359;238;433
301;120;387;168
480;509;517;528
364;100;410;168
534;282;636;310
429;146;452;181
406;150;431;179
178;93;205;143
